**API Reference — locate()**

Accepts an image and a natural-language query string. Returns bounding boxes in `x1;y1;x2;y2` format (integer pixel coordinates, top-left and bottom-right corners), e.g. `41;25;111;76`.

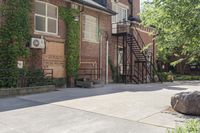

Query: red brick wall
80;7;112;82
29;0;115;81
133;0;140;16
29;0;68;71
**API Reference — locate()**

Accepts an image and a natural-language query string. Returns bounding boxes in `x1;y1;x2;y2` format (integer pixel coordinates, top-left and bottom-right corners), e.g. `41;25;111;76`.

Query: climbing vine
0;0;31;87
59;7;80;80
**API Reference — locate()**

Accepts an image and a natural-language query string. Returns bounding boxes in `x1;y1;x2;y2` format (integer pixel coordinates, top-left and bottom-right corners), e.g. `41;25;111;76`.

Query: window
111;3;128;33
112;3;128;23
83;15;99;43
118;7;127;22
35;1;58;35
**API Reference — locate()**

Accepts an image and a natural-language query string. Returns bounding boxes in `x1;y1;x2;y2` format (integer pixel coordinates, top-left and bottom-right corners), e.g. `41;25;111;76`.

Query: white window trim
34;0;58;36
83;15;99;44
118;6;128;22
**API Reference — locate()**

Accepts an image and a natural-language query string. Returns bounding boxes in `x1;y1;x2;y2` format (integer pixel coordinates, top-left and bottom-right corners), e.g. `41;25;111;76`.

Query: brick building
0;0;159;84
108;0;158;83
29;0;115;83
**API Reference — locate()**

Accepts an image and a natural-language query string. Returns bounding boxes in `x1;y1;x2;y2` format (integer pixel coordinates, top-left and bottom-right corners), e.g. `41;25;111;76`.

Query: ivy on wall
0;0;31;87
59;7;80;80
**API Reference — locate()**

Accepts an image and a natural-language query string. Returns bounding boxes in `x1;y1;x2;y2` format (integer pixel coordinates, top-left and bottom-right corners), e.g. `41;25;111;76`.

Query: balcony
112;21;155;35
112;21;131;35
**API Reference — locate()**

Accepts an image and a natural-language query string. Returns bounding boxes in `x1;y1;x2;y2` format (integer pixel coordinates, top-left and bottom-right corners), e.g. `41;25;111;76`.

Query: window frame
83;15;99;43
111;3;128;23
118;6;127;22
34;0;58;36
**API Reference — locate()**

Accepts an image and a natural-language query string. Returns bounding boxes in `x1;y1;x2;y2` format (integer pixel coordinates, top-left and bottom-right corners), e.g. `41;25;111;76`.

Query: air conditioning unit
114;0;119;3
31;38;45;49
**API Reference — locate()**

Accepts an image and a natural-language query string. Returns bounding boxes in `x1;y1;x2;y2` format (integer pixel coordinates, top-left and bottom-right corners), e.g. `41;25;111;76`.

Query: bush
26;69;53;87
108;58;123;83
159;72;174;82
174;75;200;81
159;72;200;82
52;78;66;88
168;120;200;133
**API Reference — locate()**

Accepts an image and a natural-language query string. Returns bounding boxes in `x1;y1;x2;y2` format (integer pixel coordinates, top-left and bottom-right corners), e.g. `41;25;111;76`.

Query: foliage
158;71;174;82
108;57;123;83
158;72;169;81
52;78;66;88
0;0;31;87
141;0;200;65
168;120;200;133
0;68;53;88
159;72;200;82
26;69;52;87
59;7;80;80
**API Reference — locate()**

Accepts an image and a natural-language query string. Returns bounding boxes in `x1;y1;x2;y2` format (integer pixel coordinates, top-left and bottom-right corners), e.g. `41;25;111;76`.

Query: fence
0;69;53;88
78;68;102;81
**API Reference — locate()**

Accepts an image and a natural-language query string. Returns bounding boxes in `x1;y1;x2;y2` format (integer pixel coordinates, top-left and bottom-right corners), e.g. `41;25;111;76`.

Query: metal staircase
127;28;162;84
113;22;162;84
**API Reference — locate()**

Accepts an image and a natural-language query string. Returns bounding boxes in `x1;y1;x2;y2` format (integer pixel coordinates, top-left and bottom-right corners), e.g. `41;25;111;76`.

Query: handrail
131;21;155;33
0;69;54;88
112;21;162;83
112;21;155;34
78;68;102;81
131;24;146;50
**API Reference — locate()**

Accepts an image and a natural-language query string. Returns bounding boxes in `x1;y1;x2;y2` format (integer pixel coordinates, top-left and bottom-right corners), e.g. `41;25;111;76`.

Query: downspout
105;32;109;84
99;33;103;80
97;14;102;81
79;1;85;63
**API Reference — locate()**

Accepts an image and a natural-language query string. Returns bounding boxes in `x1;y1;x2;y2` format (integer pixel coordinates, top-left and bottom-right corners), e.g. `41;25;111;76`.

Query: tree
141;0;200;65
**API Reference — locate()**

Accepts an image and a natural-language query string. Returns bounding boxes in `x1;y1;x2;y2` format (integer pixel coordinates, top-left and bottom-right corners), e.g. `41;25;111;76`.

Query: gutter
71;0;116;15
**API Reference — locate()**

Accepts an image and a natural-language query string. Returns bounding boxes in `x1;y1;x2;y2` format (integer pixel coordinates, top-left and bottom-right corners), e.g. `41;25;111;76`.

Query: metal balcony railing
112;21;155;34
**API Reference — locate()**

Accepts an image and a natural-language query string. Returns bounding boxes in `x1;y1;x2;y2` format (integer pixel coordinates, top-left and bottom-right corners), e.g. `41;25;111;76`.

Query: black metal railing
0;69;53;88
112;20;162;83
112;21;155;35
78;68;102;81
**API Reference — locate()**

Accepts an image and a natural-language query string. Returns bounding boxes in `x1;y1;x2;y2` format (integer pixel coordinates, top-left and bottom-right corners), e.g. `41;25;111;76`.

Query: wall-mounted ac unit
114;0;119;3
31;38;45;49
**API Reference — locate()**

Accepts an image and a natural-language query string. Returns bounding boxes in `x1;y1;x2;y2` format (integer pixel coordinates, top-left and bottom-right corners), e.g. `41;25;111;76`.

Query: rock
171;91;200;116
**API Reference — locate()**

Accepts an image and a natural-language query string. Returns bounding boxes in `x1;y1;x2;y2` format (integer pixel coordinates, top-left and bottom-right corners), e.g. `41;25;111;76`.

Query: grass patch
168;120;200;133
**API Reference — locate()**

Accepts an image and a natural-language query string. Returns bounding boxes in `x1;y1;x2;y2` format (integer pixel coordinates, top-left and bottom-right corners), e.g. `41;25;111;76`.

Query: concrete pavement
0;81;199;133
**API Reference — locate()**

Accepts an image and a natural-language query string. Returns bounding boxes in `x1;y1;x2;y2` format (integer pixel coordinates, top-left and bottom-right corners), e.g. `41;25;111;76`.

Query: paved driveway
0;81;199;133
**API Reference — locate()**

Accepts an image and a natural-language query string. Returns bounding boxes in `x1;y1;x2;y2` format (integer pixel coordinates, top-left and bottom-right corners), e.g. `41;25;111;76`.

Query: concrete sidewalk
0;81;199;133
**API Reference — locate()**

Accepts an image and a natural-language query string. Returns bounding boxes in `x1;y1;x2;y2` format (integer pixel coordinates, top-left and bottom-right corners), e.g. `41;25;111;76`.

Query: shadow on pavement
0;81;199;112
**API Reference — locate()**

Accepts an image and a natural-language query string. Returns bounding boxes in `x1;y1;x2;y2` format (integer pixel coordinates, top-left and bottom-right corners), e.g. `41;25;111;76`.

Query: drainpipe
105;32;109;84
99;34;103;80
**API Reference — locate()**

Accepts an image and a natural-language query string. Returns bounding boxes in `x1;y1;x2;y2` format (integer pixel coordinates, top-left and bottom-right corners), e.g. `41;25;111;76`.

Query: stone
171;91;200;116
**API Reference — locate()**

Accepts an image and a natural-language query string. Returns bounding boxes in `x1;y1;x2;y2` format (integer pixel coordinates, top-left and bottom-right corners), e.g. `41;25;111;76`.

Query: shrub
108;58;123;83
159;72;174;82
26;69;52;87
52;78;66;88
174;75;200;81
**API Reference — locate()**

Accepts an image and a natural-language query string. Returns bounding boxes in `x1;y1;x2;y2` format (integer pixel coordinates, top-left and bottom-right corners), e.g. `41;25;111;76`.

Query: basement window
35;1;58;35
